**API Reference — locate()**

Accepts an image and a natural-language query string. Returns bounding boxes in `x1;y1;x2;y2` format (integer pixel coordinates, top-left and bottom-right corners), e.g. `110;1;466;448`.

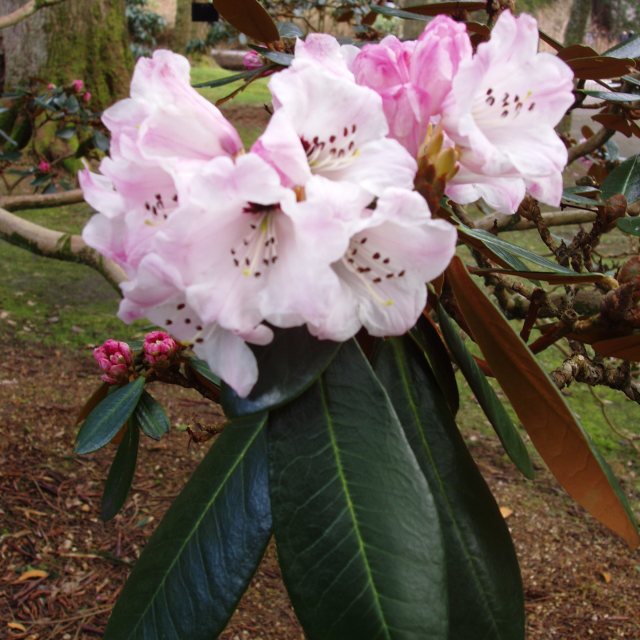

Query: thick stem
0;189;84;211
0;206;125;290
567;127;615;165
0;0;65;30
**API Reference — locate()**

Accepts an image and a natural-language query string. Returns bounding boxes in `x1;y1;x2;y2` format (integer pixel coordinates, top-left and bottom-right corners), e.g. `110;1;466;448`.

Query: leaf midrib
118;414;267;640
319;377;391;640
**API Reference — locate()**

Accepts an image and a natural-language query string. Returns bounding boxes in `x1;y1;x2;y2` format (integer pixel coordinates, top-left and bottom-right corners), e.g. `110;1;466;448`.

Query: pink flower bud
243;50;263;70
38;160;51;173
82;91;92;104
71;79;85;92
143;331;179;367
94;339;133;384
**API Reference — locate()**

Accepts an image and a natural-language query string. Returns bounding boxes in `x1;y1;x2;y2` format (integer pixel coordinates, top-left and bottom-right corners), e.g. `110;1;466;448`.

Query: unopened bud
94;339;133;384
71;79;85;92
82;91;92;104
38;160;51;173
143;331;179;367
243;50;263;70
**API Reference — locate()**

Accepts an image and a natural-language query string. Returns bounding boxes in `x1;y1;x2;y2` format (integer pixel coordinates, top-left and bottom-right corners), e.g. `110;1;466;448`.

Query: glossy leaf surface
135;390;170;440
221;326;340;418
269;340;447;640
104;413;271;640
592;334;640;361
374;337;525;639
447;257;640;547
75;377;145;455
617;217;640;236
212;0;279;43
601;154;640;204
101;422;139;521
437;306;534;479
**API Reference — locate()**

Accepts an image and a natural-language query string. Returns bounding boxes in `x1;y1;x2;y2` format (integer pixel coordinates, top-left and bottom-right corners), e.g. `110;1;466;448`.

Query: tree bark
400;0;428;39
0;0;133;110
563;0;591;45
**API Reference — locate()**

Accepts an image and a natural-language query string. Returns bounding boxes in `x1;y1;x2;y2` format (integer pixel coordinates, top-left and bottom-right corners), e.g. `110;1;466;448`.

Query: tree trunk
0;0;133;110
563;0;591;45
400;0;428;39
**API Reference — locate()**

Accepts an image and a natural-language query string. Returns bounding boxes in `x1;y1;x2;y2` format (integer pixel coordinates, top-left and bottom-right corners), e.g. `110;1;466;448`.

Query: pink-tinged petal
525;172;563;207
293;34;354;79
79;168;125;218
327;138;417;196
447;167;526;214
269;64;389;156
193;328;260;398
252;110;311;187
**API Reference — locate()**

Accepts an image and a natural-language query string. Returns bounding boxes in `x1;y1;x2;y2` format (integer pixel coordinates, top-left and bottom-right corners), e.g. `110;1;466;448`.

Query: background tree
0;0;133;109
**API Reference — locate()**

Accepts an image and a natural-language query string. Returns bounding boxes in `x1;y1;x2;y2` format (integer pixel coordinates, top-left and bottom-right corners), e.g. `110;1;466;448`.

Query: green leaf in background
249;45;294;66
192;66;266;89
616;216;640;237
221;326;340;418
371;4;430;21
561;186;603;206
101;421;140;521
578;90;640;103
603;35;640;60
184;355;222;387
409;314;459;416
277;21;304;38
437;306;534;479
134;390;170;440
75;377;145;455
269;340;447;640
104;413;271;640
601;154;640;204
374;337;525;640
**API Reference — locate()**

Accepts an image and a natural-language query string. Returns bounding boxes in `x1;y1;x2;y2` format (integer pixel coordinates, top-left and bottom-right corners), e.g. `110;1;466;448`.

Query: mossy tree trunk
171;0;191;52
1;0;133;110
563;0;591;45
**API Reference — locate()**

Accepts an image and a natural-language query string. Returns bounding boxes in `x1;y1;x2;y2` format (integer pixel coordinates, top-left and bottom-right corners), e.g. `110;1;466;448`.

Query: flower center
475;86;536;127
230;203;280;278
301;123;359;173
143;191;179;222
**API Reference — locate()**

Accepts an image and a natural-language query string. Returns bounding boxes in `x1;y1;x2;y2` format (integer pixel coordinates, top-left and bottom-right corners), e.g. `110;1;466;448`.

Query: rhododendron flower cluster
81;10;573;396
143;330;180;367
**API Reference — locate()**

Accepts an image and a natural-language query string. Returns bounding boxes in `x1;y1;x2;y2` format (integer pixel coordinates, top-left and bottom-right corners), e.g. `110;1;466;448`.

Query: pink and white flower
441;11;574;212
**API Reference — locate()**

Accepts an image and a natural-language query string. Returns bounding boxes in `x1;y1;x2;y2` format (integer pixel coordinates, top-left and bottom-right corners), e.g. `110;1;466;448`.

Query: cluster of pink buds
38;160;51;173
243;50;263;70
143;331;180;368
93;339;133;385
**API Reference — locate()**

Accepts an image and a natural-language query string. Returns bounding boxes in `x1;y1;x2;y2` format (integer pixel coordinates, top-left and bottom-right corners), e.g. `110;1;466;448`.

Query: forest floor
0;333;639;640
1;81;640;639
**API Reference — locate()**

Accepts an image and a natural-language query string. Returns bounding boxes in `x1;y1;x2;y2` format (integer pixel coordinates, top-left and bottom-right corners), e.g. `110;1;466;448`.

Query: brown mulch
1;340;639;640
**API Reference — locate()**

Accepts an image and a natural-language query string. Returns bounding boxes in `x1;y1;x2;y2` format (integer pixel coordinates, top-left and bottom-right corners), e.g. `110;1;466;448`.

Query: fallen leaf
7;622;26;632
15;569;48;583
600;571;613;583
500;506;514;519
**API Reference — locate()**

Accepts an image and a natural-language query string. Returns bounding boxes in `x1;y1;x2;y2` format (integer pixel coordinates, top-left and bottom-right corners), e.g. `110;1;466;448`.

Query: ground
0;332;638;640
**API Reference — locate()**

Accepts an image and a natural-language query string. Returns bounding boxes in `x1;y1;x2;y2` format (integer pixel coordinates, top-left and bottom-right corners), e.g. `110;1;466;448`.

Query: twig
0;205;125;291
0;188;85;211
475;209;597;232
588;387;640;454
0;0;66;30
567;126;615;165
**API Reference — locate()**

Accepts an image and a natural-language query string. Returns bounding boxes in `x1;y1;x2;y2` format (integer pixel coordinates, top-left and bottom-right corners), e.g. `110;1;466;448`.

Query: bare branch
0;206;125;291
567;126;615;165
0;0;66;30
475;209;597;232
0;189;85;211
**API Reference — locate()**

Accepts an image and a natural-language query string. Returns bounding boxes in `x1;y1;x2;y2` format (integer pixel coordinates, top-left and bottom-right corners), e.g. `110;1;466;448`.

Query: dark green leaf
30;175;51;187
269;340;447;640
578;90;640;102
373;337;525;640
184;355;221;387
603;35;640;60
249;44;294;66
459;226;599;279
104;412;271;640
409;314;459;415
0;150;21;162
56;125;77;140
221;326;340;418
601;154;640;204
278;21;304;38
622;75;640;88
437;306;534;479
101;421;140;521
92;130;110;152
135;390;170;440
561;187;603;206
370;4;430;21
616;217;640;236
192;67;265;88
75;377;145;454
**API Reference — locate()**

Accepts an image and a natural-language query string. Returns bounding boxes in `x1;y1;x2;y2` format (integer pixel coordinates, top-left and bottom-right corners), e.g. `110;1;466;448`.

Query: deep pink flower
38;160;51;173
143;330;179;367
243;50;263;70
352;16;471;157
93;339;133;385
82;91;92;104
71;79;85;92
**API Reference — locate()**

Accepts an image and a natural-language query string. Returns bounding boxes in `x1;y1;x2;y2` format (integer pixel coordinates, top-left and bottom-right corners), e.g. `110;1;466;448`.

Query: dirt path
1;339;639;639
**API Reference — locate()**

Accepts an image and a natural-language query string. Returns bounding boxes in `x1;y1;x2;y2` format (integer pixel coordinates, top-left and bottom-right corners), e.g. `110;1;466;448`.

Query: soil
0;336;639;640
